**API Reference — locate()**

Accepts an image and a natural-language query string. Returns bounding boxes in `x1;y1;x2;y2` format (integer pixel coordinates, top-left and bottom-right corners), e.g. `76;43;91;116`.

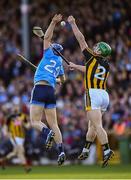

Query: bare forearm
68;16;88;50
70;22;85;44
73;64;86;72
44;21;56;40
44;14;62;49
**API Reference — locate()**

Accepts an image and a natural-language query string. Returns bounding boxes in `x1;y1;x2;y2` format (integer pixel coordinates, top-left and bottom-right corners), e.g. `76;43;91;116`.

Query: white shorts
10;137;24;146
85;88;109;111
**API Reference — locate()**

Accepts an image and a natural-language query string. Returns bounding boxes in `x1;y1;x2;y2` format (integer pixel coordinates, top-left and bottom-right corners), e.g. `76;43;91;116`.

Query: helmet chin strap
96;50;101;55
93;44;100;53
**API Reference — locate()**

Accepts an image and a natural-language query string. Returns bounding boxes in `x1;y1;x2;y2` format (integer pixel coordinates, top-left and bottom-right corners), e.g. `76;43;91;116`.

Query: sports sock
57;143;64;154
41;127;50;143
42;127;50;134
102;143;110;155
83;140;92;152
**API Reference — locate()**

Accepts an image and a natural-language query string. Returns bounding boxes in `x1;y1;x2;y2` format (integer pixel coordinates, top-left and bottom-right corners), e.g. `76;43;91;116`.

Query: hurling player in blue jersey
30;14;66;165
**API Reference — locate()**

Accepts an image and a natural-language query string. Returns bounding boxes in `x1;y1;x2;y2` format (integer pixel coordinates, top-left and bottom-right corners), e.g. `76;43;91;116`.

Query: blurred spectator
113;120;126;136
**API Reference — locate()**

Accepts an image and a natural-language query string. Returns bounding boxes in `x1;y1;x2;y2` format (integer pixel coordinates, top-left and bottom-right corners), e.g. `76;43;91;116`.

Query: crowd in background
0;0;131;164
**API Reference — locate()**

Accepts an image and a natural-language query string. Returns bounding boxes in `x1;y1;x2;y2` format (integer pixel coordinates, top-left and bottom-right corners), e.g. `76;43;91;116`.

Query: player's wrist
70;21;75;26
71;64;77;69
51;20;56;25
51;19;60;24
69;19;76;25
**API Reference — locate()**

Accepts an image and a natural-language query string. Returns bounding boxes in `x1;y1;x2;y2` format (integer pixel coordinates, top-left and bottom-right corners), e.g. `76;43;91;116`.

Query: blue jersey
34;48;64;88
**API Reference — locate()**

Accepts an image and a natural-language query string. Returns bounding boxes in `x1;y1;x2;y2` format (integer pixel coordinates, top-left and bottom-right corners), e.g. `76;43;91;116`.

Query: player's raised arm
44;14;62;50
67;16;88;51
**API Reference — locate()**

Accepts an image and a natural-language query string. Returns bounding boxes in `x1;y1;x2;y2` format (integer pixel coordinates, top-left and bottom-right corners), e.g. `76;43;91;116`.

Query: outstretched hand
52;14;62;23
67;16;75;24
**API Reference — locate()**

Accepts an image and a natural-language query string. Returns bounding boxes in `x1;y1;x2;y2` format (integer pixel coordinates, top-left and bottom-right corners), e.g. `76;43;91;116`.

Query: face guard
93;42;112;57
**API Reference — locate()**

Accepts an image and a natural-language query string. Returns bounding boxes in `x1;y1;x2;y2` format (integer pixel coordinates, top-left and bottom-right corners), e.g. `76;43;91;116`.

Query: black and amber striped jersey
7;113;27;138
83;48;109;90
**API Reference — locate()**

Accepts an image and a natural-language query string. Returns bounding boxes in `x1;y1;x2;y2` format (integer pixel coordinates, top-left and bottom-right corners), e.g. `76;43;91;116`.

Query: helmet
96;42;112;57
52;43;63;55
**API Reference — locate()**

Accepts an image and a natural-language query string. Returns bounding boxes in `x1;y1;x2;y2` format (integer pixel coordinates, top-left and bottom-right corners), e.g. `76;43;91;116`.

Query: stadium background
0;0;131;179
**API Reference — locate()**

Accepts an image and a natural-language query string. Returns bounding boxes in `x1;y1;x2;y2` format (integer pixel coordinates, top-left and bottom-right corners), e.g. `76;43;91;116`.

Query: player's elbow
44;34;50;40
44;35;51;47
79;38;88;51
79;37;86;46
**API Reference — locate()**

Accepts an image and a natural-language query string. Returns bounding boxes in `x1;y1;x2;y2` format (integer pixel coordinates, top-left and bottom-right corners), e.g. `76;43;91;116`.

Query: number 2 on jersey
94;66;106;80
44;60;60;77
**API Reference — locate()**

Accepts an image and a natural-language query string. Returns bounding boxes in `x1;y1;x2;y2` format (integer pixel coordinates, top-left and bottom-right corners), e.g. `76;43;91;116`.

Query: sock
82;141;92;153
40;127;50;143
83;148;90;153
57;143;64;154
84;141;92;149
102;143;110;155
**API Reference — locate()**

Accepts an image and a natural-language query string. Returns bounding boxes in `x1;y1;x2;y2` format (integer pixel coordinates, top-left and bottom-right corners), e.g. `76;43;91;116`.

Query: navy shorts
30;85;56;109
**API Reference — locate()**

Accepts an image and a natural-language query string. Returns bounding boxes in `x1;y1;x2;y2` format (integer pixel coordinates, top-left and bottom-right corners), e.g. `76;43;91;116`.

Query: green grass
0;164;131;179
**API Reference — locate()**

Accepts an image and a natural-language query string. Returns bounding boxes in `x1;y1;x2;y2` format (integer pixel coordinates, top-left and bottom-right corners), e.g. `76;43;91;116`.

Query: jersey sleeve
43;48;54;58
58;65;64;76
82;48;94;63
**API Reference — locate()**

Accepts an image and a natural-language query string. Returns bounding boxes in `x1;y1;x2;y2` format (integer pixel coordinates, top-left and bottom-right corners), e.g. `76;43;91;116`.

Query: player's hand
68;62;76;70
56;78;62;85
52;14;62;23
67;16;75;24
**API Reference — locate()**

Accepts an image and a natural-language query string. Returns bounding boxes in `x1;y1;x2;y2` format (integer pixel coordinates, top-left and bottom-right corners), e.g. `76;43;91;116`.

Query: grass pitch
0;164;131;179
